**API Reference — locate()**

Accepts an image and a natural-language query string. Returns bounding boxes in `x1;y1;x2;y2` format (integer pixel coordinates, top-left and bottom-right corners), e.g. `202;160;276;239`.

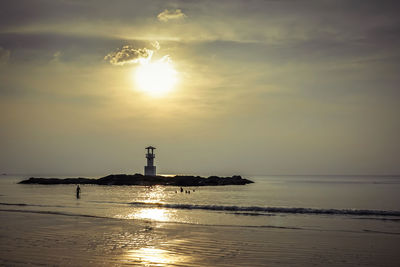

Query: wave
128;202;400;217
0;208;109;219
0;208;307;231
0;202;70;208
363;229;400;235
3;200;399;219
232;212;276;217
353;217;400;222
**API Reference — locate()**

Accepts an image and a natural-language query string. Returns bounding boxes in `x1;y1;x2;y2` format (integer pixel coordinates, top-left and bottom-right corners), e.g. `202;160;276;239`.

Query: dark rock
19;174;254;186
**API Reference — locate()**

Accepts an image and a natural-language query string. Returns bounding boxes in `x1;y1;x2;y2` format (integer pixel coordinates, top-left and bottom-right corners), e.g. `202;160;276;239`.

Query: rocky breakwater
19;174;254;186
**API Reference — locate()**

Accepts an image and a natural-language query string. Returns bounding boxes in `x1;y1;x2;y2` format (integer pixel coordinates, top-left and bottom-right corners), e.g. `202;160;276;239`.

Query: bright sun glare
135;60;178;97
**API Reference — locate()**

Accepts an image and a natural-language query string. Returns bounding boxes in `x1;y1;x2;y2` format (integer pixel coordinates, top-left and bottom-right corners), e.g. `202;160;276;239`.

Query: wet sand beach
1;210;399;266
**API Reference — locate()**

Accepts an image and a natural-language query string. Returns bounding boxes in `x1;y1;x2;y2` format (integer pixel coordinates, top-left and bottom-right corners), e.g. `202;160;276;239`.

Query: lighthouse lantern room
144;146;156;176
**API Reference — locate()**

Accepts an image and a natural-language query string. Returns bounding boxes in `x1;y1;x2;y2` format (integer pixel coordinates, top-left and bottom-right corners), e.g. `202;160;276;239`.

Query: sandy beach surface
1;210;399;266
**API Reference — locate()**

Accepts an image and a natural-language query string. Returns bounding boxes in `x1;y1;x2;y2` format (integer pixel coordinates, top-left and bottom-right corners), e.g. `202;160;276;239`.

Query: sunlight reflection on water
134;208;170;221
120;185;177;222
114;207;175;222
113;185;180;222
125;247;189;266
141;186;165;202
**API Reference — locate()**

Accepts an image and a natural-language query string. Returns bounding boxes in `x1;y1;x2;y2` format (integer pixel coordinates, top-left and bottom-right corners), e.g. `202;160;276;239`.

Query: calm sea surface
1;175;400;234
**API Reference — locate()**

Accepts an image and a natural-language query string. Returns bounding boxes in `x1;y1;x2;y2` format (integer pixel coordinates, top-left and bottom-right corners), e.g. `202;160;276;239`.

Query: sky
1;0;399;176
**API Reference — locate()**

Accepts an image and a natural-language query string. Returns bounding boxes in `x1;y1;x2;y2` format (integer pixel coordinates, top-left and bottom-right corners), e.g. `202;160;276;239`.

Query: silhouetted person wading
76;185;81;199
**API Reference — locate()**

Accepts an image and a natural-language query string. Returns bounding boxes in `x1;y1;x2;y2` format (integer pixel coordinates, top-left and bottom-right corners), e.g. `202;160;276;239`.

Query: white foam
128;202;400;216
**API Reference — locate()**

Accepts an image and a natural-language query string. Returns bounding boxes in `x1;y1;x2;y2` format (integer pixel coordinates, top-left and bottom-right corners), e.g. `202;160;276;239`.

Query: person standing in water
76;185;81;199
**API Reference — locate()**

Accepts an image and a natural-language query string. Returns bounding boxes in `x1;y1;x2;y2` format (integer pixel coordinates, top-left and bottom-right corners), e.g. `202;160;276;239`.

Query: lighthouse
144;146;156;176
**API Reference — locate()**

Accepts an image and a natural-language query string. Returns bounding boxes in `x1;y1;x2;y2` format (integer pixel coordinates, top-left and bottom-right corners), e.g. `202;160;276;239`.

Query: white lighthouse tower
144;146;156;176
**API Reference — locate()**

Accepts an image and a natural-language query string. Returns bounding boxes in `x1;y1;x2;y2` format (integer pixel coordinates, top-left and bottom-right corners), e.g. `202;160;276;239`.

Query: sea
1;174;400;266
1;174;400;234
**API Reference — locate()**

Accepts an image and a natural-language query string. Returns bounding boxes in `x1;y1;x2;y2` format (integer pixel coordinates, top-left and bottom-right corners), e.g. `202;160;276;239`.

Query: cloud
0;46;10;65
104;45;153;66
50;51;62;63
157;9;186;22
151;41;160;50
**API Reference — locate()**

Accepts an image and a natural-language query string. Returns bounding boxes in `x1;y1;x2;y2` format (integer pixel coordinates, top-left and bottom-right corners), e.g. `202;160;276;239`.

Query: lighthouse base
144;166;156;176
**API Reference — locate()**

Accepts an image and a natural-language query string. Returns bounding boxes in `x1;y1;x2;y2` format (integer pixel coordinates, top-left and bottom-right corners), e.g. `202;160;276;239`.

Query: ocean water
1;174;400;235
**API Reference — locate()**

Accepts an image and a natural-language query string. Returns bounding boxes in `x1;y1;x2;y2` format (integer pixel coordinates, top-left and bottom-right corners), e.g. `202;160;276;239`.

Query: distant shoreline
19;174;254;186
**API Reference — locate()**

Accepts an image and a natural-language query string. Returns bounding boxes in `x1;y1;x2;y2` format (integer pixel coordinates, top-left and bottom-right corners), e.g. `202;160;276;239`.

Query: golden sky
1;0;399;175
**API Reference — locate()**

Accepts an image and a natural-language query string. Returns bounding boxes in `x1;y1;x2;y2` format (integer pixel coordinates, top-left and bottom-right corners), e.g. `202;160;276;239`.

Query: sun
134;60;178;97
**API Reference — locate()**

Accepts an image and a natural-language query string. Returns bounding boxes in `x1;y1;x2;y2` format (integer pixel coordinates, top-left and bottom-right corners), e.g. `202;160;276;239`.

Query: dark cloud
2;0;400;48
0;32;118;64
0;0;165;30
0;32;158;65
0;0;89;29
0;32;120;51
